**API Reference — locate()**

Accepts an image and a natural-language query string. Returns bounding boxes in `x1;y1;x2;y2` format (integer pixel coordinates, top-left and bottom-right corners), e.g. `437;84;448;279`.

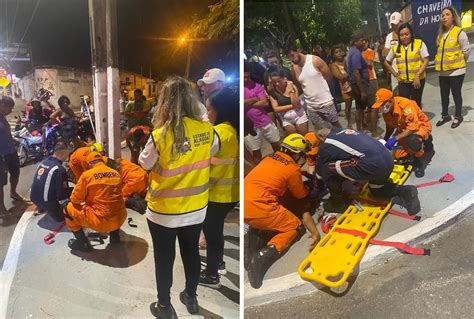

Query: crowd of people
1;68;239;319
244;6;470;289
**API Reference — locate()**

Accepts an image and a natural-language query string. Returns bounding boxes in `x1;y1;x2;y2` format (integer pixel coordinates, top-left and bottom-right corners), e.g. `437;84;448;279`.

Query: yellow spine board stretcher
298;164;412;288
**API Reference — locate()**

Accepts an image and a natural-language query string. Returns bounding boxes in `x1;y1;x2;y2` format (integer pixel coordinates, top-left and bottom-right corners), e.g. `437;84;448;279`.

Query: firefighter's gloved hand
385;137;397;150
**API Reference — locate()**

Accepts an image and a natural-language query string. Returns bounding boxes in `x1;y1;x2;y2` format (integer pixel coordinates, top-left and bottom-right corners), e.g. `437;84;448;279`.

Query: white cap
197;68;226;86
390;12;402;25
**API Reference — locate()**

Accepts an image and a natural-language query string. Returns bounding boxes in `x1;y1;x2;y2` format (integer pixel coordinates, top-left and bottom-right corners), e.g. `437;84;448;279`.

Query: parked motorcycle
14;117;59;166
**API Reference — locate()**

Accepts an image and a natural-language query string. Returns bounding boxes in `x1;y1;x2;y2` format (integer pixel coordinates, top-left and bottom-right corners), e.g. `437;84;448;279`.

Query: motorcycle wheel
17;144;28;167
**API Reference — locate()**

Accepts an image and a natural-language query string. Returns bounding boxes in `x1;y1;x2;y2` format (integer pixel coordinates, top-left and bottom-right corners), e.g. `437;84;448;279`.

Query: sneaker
149;302;177;319
199;271;222;289
68;238;92;252
436;115;451;127
451;116;463;129
398;185;421;216
218;261;227;275
179;290;199;315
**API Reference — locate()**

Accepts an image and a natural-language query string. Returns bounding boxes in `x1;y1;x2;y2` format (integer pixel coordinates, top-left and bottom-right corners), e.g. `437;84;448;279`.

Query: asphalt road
246;207;474;319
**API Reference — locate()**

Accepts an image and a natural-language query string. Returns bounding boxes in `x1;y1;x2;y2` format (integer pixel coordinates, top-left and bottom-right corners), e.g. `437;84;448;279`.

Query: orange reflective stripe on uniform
154;158;210;177
148;183;208;198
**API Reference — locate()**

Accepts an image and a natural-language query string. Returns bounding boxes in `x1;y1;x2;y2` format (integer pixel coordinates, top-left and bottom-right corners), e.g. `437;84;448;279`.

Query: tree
192;0;239;41
245;0;363;54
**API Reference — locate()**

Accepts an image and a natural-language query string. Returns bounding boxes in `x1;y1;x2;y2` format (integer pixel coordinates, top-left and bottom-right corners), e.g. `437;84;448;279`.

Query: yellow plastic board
298;164;412;288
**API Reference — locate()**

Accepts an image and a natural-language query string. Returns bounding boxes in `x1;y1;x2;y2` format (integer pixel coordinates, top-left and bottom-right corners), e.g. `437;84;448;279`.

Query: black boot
248;245;279;289
397;185;421;216
109;229;121;244
149;302;177;319
179;290;199;315
413;157;425;178
68;229;92;252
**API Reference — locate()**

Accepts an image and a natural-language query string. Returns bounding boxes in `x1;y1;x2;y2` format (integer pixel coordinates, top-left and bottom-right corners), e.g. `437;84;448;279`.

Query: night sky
1;0;239;81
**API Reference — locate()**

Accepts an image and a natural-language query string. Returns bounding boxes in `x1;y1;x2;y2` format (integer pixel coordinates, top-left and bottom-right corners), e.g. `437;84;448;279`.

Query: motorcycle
14;117;59;166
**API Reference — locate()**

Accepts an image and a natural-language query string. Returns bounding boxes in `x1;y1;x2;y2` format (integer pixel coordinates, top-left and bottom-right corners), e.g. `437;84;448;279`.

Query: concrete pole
88;0;108;148
185;41;193;79
105;0;121;159
376;0;383;37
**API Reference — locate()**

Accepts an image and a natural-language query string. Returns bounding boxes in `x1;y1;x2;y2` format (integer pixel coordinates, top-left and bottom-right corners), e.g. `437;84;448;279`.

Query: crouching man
244;133;320;289
31;141;72;222
65;152;127;251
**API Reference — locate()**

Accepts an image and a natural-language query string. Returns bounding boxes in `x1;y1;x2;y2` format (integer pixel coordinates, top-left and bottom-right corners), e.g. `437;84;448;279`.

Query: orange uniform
383;96;432;158
362;49;376;81
118;159;148;199
66;161;127;233
68;146;91;183
244;151;309;253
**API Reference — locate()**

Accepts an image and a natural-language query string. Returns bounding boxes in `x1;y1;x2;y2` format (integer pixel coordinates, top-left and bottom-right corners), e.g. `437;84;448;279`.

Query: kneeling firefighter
65;151;127;251
244;133;321;289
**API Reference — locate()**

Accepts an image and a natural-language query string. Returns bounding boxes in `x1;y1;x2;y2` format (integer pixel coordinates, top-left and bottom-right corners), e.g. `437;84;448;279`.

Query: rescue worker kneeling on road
372;88;434;177
106;157;148;214
31;141;72;222
244;133;321;289
68;143;104;183
315;125;421;216
65;151;127;251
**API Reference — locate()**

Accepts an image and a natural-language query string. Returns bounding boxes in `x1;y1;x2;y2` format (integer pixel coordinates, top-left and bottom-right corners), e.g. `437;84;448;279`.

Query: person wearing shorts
267;66;309;136
244;62;281;164
285;44;341;130
1;96;24;216
347;31;372;133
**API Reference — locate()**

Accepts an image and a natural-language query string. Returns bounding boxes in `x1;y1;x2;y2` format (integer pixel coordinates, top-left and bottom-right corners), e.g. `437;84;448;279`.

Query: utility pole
88;0;108;149
185;41;193;79
105;0;120;159
376;0;383;37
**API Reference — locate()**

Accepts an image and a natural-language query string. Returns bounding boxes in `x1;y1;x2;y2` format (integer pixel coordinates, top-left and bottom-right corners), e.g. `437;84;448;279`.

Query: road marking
0;207;34;319
245;190;474;307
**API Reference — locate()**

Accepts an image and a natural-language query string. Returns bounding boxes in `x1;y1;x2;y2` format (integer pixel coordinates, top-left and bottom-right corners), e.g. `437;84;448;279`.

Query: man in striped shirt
31;141;72;222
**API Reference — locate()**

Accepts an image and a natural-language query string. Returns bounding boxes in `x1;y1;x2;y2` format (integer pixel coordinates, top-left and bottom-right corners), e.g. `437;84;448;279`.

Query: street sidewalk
244;44;474;307
2;208;239;318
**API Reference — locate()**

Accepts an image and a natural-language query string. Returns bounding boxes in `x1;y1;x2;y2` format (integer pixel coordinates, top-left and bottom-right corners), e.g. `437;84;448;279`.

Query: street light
385;12;391;29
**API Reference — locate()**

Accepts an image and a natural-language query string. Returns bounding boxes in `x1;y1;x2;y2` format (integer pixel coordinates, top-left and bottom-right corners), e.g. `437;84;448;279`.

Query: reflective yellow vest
392;39;425;82
209;122;239;203
146;117;214;214
435;26;466;71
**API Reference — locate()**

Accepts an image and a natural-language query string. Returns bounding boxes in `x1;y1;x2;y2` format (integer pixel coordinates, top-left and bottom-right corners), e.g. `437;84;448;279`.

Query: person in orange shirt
372;88;434;177
125;125;151;164
68;143;104;183
362;38;380;134
244;133;320;289
65;152;127;251
106;157;148;214
304;132;319;175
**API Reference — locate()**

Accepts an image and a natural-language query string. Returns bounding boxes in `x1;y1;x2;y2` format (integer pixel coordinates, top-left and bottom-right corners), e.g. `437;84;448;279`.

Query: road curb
244;190;474;308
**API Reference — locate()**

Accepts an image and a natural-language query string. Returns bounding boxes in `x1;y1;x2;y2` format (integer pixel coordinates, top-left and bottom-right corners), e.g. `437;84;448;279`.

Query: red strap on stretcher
334;228;430;256
388;209;420;221
44;222;66;245
415;173;454;188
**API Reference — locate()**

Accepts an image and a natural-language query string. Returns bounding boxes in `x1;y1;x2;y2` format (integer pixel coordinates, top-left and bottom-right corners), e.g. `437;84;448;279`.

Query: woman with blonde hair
139;76;220;319
435;6;471;128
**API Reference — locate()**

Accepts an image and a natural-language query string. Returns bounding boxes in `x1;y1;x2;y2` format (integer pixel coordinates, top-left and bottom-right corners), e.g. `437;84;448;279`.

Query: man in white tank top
285;45;341;129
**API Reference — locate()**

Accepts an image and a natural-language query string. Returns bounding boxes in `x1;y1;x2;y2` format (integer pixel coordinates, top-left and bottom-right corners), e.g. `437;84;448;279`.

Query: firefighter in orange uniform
68;143;104;183
372;88;434;177
244;133;320;289
65;151;127;251
113;158;148;214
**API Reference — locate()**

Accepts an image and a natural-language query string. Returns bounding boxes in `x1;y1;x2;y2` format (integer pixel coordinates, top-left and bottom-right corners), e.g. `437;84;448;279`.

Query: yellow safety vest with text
209;122;239;203
392;39;425;82
146;117;214;214
435;26;466;71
